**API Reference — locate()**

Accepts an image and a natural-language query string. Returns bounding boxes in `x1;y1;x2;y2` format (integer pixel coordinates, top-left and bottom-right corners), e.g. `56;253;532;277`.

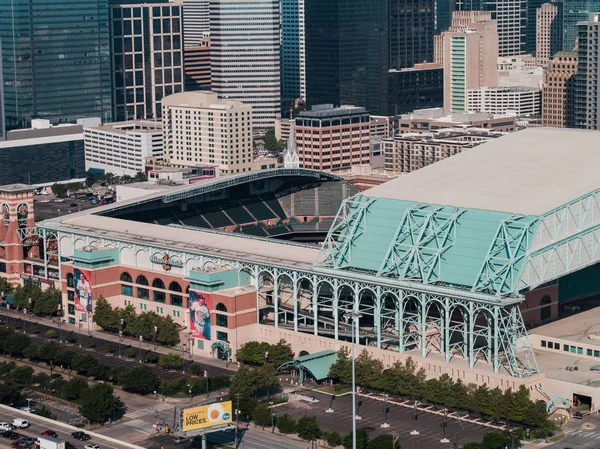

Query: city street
545;415;600;449
275;390;490;449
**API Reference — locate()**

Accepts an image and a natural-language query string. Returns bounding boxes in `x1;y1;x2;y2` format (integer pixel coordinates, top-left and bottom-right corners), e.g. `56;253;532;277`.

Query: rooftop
162;91;248;110
533;308;600;346
298;106;367;119
0;184;35;193
85;120;163;135
365;128;600;216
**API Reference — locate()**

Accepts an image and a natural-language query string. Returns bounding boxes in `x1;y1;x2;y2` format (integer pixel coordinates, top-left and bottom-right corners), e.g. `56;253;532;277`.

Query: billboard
74;268;93;314
189;290;211;340
183;401;232;432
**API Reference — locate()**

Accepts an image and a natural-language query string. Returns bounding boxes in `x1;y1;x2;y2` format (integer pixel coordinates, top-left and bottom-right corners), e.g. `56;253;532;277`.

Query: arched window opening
169;281;182;292
136;275;149;285
540;295;552;321
152;278;165;289
216;303;227;312
120;272;132;283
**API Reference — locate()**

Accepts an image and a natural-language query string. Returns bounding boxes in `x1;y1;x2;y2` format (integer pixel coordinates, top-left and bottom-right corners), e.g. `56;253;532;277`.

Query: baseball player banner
74;268;93;314
189;290;211;340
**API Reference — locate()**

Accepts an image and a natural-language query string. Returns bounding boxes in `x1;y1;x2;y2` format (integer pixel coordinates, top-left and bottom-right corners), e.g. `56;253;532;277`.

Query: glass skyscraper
0;0;112;130
563;0;600;51
281;0;305;115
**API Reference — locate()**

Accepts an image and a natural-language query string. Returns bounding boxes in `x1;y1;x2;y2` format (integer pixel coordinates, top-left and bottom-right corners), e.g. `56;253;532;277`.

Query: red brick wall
520;284;558;325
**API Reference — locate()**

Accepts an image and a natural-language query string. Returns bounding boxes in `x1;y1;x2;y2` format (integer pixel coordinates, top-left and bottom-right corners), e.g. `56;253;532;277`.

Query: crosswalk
124;402;175;419
123;418;157;435
563;427;600;439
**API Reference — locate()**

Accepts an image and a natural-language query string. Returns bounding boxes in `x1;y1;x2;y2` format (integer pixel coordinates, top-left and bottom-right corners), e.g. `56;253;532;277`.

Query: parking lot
33;194;101;221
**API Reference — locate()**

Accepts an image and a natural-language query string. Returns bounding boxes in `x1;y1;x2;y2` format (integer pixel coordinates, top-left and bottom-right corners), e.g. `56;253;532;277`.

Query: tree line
93;297;180;346
328;348;553;431
235;339;294;368
11;279;61;317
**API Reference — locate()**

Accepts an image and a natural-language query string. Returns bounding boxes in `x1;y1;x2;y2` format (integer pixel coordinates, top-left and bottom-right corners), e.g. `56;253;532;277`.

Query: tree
263;128;282;151
507;385;532;424
526;401;549;428
93;297;117;330
0;278;13;295
45;329;56;339
5;333;31;357
63;377;89;401
236;341;271;366
367;435;401;449
123;347;136;358
38;341;60;364
276;413;296;434
33;407;55;420
119;365;159;395
268;340;294;368
135;172;148;182
32;286;61;316
252;403;272;428
296;416;321;442
32;373;51;389
7;366;34;385
343;429;369;449
12;279;42;311
329;347;352;384
159;352;183;370
326;431;343;448
51;183;68;198
23;344;40;362
79;383;119;423
482;432;509;449
463;444;486;449
0;381;22;405
533;420;556;439
72;354;99;377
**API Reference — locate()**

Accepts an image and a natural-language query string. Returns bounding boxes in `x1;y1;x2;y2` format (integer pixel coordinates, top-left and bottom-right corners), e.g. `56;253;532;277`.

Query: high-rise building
456;0;484;9
294;106;371;171
467;86;542;116
536;2;563;62
0;40;4;140
281;0;306;114
436;0;457;33
184;37;211;91
442;20;499;112
84;120;163;176
389;63;444;115
434;11;493;64
305;0;389;116
562;0;600;51
110;2;184;122
0;0;112;130
575;14;600;129
484;0;527;56
162;91;253;175
390;0;436;69
542;51;577;127
210;0;280;129
182;0;210;47
526;0;547;54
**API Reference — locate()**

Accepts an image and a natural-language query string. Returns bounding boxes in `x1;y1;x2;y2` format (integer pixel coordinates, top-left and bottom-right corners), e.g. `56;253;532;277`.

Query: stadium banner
74;268;93;314
183;401;232;432
189;290;211;340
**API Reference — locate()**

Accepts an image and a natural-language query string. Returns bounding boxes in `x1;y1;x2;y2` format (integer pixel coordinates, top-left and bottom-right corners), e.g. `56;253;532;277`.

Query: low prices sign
182;401;232;432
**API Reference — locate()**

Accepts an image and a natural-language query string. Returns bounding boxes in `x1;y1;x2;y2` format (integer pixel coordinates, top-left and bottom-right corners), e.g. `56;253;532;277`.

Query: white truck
38;436;66;449
11;419;29;429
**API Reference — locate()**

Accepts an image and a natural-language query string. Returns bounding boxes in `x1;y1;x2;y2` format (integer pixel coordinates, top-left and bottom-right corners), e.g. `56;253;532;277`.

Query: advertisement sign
74;268;93;314
189;290;211;340
182;401;232;432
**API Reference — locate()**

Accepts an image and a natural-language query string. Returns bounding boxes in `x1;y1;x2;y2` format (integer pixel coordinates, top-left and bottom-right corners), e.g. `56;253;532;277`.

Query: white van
0;422;11;431
11;418;29;428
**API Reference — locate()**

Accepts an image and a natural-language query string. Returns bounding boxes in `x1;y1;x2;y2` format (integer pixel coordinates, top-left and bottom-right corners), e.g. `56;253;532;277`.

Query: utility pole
234;392;241;449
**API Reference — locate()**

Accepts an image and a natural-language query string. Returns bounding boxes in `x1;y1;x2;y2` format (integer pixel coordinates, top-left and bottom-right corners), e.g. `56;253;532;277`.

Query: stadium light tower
350;311;362;449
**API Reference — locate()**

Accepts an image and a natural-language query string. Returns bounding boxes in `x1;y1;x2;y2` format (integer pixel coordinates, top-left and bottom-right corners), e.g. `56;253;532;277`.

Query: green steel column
375;287;382;350
293;273;299;332
468;302;475;368
273;269;279;328
421;293;427;359
312;276;319;336
444;297;451;363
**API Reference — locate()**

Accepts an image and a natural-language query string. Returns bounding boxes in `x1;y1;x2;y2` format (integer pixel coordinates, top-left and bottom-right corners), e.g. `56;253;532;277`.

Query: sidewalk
1;307;237;374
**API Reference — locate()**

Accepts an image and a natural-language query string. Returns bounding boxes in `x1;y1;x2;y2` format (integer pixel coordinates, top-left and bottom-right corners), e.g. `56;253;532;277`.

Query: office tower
436;0;458;33
210;0;280;129
305;0;389;115
443;19;499;112
390;0;436;69
0;40;4;140
563;0;600;50
537;2;563;62
484;0;527;56
542;51;577;127
389;63;444;115
110;2;184;122
0;0;112;130
434;11;493;64
526;0;547;54
281;0;306;114
162;91;253;175
294;106;371;171
575;14;600;129
182;0;210;47
456;0;484;9
184;37;211;91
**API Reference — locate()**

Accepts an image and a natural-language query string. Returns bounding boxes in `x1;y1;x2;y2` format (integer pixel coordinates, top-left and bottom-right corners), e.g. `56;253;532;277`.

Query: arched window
66;273;74;288
216;303;227;312
152;278;165;289
169;281;182;292
540;295;552;321
185;285;190;294
216;303;228;327
136;275;149;285
120;272;132;283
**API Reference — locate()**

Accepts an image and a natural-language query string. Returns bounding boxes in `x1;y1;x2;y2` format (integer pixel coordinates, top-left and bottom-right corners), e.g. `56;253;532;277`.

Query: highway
0;408;138;449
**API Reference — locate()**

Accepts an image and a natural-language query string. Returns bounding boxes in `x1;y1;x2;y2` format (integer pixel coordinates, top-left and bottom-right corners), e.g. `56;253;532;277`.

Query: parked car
40;431;57;438
13;437;34;448
11;419;29;429
1;431;20;440
174;436;188;444
65;443;77;449
70;432;90;441
84;444;100;449
0;423;13;432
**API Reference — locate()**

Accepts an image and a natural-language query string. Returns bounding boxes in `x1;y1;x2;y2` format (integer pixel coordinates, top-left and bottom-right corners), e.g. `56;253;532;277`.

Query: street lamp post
187;384;193;402
350;311;362;449
153;323;158;350
269;401;274;433
182;343;186;374
119;318;124;358
78;319;82;347
138;334;143;363
57;304;63;342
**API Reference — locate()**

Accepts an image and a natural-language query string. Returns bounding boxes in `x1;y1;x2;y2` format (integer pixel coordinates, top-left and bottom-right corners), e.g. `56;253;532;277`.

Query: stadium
2;127;600;411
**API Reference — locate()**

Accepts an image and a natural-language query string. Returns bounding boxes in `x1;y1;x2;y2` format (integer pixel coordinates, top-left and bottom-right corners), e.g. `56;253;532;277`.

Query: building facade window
152;278;165;289
67;273;74;288
138;288;149;300
154;291;166;303
216;331;227;342
120;272;133;283
122;285;134;296
215;303;228;327
68;291;75;302
136;275;149;285
68;304;75;315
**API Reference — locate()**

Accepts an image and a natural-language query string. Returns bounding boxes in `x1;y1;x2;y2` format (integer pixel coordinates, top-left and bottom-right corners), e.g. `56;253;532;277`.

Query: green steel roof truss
377;204;466;283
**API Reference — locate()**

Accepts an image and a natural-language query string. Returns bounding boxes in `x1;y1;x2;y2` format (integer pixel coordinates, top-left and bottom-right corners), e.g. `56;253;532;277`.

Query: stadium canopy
277;350;338;383
314;128;600;299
